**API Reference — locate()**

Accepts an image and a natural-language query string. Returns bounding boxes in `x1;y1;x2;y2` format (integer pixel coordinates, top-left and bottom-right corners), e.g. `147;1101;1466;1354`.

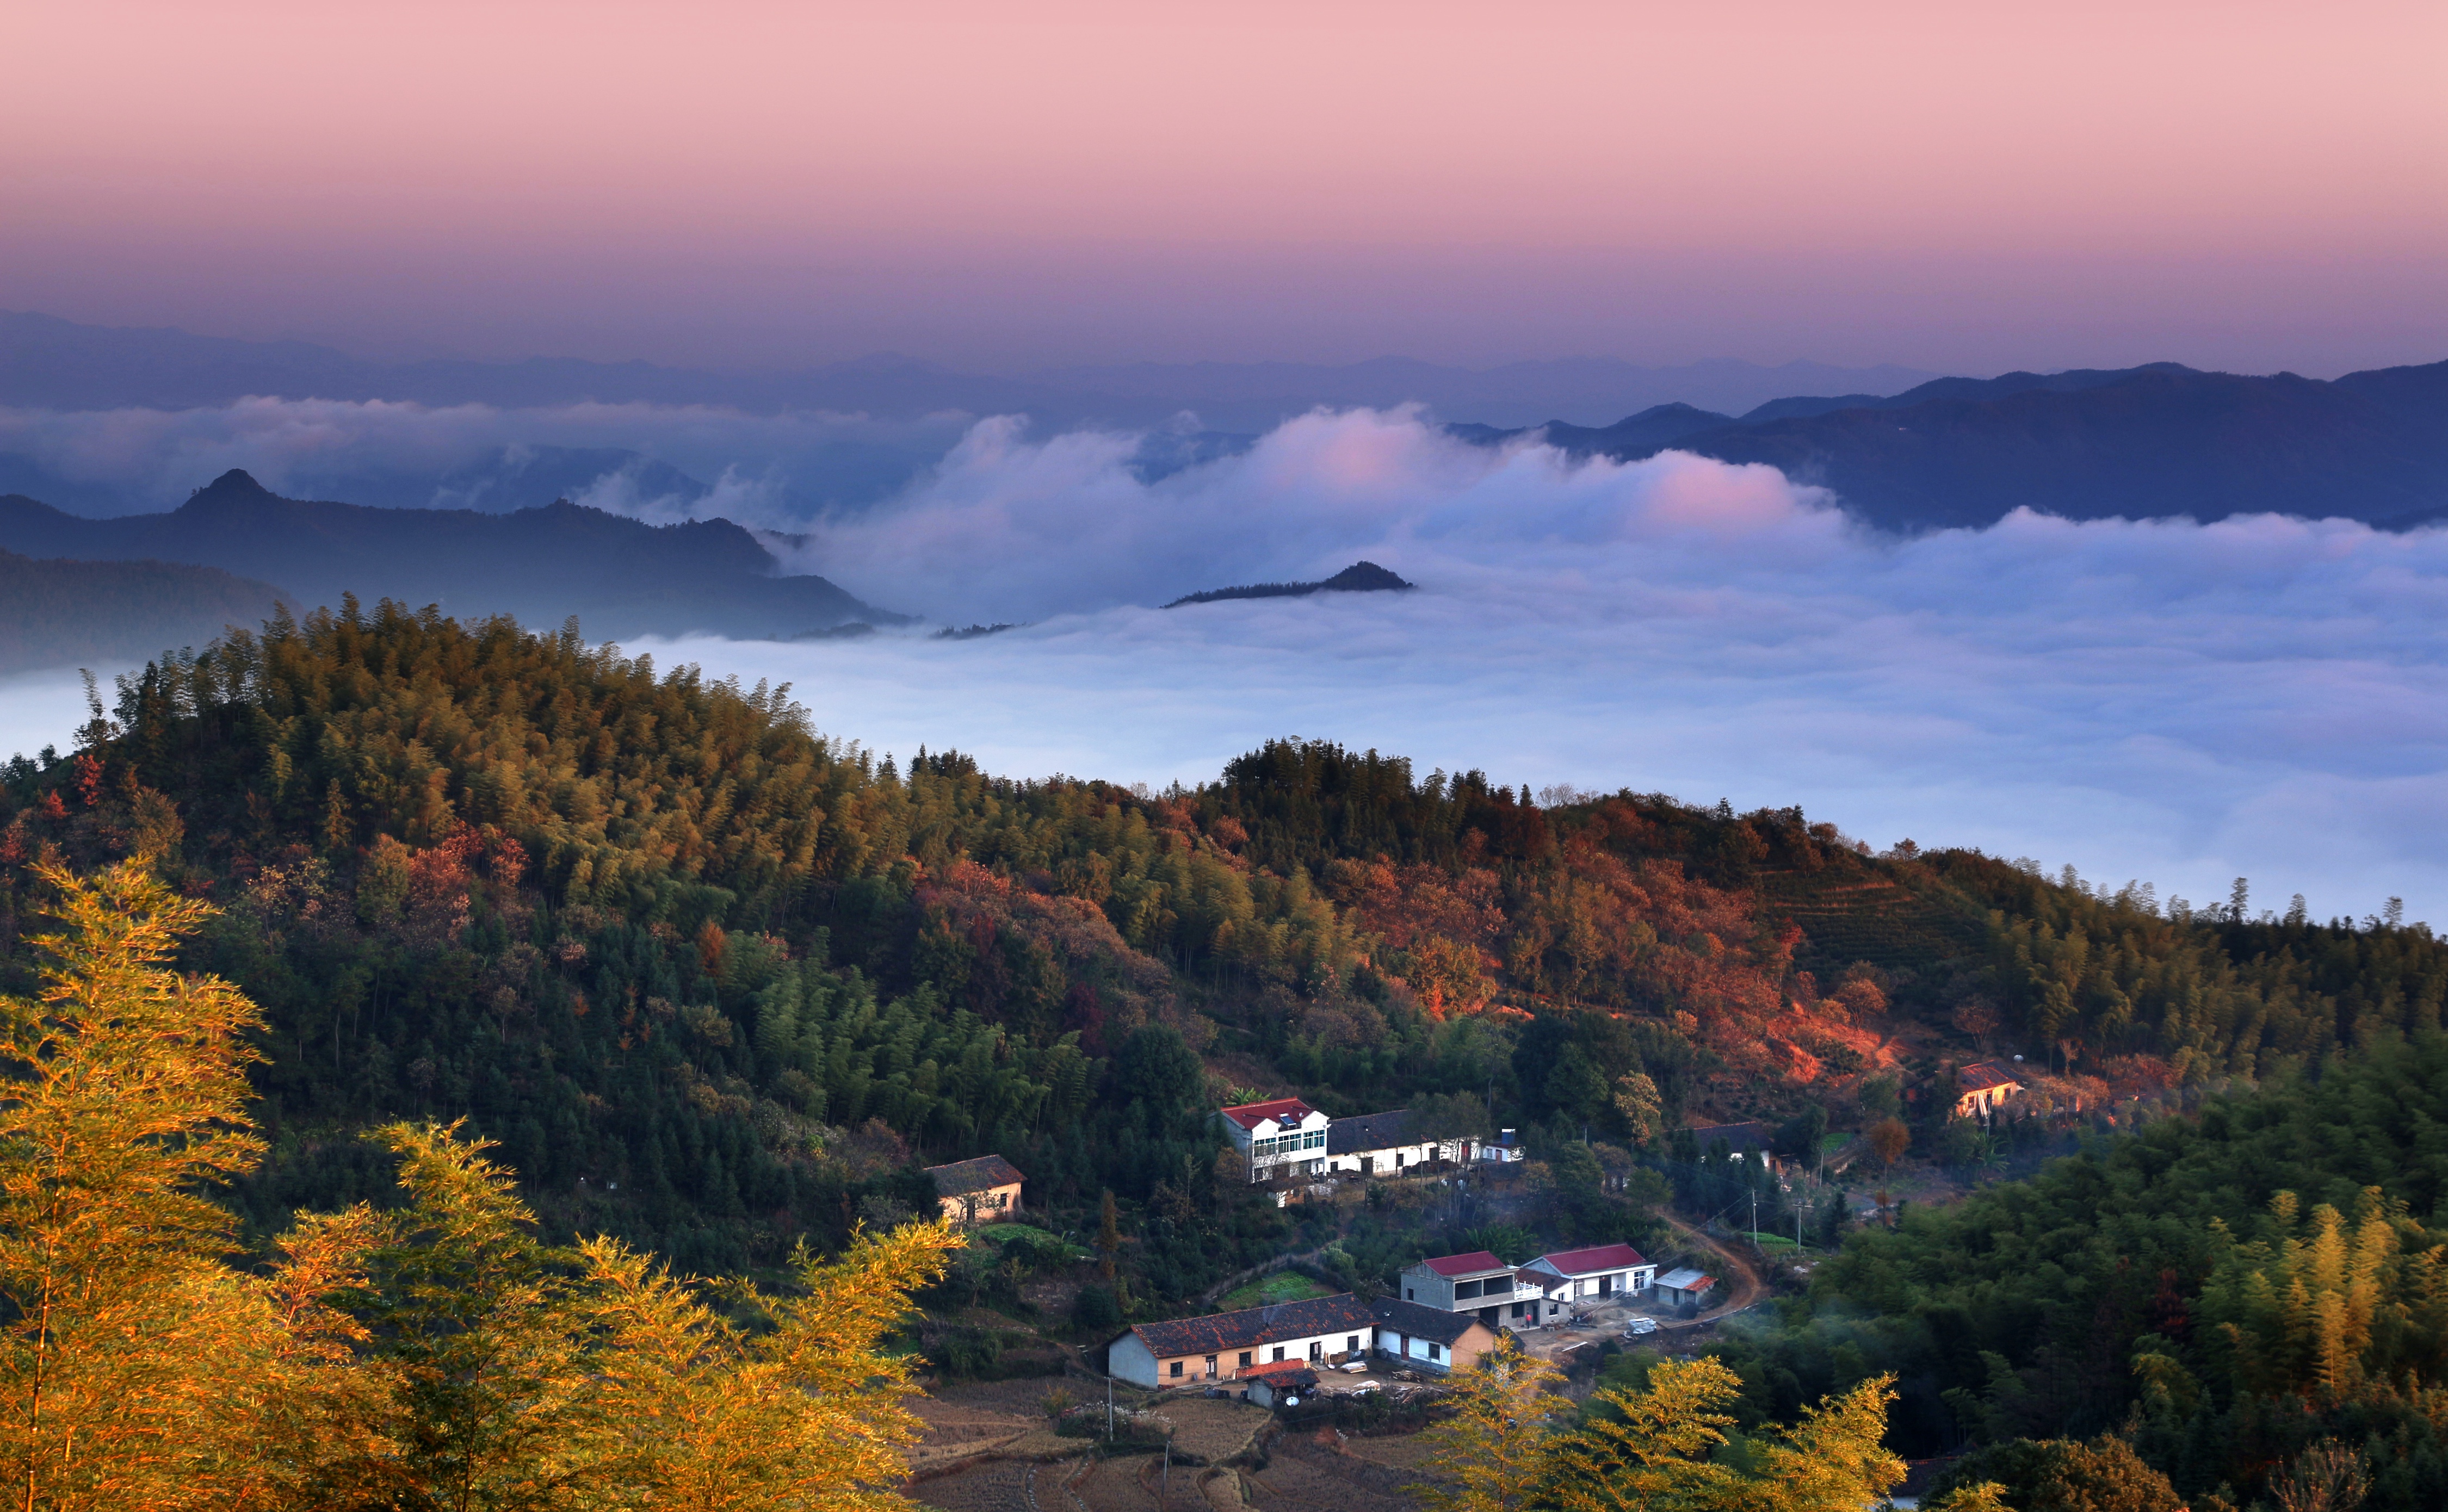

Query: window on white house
1272;1346;1285;1362
1429;1342;1443;1361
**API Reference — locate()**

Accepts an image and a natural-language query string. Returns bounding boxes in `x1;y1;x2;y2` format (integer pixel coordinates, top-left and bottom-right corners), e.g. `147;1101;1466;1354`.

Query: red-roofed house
1217;1098;1332;1183
1399;1250;1546;1329
1519;1243;1657;1318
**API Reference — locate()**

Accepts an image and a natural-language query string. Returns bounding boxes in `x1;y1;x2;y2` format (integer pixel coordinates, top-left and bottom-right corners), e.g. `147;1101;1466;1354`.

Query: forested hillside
0;546;290;674
10;602;2448;1502
3;604;2441;1271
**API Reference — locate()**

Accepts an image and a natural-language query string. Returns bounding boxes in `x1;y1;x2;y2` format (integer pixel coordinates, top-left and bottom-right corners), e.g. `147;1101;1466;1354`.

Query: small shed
1241;1361;1319;1410
1653;1267;1717;1309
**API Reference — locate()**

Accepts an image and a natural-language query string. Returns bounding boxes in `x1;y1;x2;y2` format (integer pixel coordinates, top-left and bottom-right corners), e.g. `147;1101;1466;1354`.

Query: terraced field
1759;869;1988;974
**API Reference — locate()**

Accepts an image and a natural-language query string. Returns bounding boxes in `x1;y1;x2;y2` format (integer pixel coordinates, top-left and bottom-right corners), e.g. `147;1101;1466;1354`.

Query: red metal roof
1420;1250;1510;1278
1532;1242;1649;1276
1239;1359;1320;1382
1219;1097;1319;1131
1956;1061;2021;1092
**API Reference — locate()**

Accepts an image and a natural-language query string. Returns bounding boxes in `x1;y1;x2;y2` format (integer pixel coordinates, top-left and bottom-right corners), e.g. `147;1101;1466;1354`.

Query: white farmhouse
1217;1097;1332;1182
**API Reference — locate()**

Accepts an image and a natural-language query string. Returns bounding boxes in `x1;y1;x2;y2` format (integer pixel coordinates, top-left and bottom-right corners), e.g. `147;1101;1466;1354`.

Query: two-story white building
1218;1097;1332;1183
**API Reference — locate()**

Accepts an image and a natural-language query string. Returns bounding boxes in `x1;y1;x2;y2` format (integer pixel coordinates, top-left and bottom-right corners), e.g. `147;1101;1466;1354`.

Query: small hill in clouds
1456;360;2448;531
0;470;897;642
0;547;292;675
1166;560;1415;608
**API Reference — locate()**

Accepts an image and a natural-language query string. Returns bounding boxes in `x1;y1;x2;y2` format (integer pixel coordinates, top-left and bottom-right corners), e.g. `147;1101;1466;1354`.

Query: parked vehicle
1623;1317;1660;1337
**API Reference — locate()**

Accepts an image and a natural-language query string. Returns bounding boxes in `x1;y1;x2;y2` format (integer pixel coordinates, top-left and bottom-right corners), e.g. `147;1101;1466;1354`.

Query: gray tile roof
1327;1109;1417;1155
924;1154;1025;1195
1124;1294;1376;1360
1370;1296;1488;1344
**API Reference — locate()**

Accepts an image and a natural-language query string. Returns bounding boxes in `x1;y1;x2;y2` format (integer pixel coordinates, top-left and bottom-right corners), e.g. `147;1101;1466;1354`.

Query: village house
1398;1250;1544;1329
1652;1267;1718;1310
1476;1127;1526;1163
1685;1120;1779;1173
1217;1097;1332;1183
1324;1108;1467;1176
1518;1242;1656;1314
1954;1060;2024;1118
1105;1294;1377;1388
1370;1296;1503;1373
922;1154;1024;1223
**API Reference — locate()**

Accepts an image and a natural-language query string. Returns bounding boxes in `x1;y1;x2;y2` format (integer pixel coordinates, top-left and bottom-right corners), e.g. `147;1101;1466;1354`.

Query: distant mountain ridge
0;547;292;675
0;309;1932;429
1166;561;1415;608
1455;360;2448;530
0;470;894;641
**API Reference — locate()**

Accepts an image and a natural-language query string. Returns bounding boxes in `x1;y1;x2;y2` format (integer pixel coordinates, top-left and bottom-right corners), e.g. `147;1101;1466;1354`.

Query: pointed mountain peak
190;468;277;501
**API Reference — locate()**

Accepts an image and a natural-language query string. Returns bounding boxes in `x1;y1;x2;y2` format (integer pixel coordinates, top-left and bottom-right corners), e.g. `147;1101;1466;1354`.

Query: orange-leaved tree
0;860;963;1512
1409;1339;1569;1512
0;859;357;1511
574;1220;959;1510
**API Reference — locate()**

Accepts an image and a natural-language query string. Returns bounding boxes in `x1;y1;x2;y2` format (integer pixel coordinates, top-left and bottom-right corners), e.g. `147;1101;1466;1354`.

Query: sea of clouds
5;402;2445;926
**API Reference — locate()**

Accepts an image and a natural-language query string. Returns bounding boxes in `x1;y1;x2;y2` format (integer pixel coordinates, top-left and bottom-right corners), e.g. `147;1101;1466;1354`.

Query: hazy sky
8;1;2443;373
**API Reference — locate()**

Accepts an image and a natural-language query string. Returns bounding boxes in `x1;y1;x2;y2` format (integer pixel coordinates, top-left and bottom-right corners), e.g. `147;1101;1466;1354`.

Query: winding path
1652;1211;1765;1325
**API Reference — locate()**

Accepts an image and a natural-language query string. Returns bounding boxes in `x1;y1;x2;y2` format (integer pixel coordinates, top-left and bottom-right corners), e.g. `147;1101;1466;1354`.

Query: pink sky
7;0;2443;371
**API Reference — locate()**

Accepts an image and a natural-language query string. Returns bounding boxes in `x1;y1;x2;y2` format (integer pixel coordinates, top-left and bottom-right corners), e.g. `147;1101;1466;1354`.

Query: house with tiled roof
1106;1293;1376;1387
1324;1108;1467;1177
1685;1120;1779;1173
922;1154;1024;1222
1519;1242;1656;1316
1217;1097;1332;1183
1370;1296;1502;1373
1398;1251;1545;1329
1953;1060;2023;1118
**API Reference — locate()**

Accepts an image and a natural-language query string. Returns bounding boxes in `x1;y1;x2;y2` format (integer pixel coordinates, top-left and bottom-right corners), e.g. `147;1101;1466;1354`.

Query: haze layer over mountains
4;311;2441;540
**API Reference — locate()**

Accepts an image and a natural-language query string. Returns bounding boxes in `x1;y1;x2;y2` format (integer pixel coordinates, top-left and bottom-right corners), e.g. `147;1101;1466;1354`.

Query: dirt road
1653;1211;1765;1324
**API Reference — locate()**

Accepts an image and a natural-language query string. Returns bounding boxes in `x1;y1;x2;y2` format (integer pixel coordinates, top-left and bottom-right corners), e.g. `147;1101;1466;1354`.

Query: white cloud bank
5;404;2444;928
743;409;2448;926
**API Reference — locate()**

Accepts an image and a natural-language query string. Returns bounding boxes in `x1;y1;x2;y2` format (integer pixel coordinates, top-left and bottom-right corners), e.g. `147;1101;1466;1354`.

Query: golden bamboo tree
0;859;282;1511
1717;1372;1906;1512
1540;1356;1742;1512
1409;1340;1569;1512
572;1218;960;1510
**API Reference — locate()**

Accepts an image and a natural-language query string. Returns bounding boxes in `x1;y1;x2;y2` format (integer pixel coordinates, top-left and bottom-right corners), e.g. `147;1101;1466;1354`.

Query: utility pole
1162;1432;1172;1510
1106;1373;1114;1441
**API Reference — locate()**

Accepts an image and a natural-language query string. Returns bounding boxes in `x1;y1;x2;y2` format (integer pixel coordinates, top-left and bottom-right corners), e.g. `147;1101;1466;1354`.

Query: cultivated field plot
1153;1396;1271;1465
907;1393;1035;1472
1240;1433;1420;1512
1339;1432;1442;1476
910;1456;1035;1512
